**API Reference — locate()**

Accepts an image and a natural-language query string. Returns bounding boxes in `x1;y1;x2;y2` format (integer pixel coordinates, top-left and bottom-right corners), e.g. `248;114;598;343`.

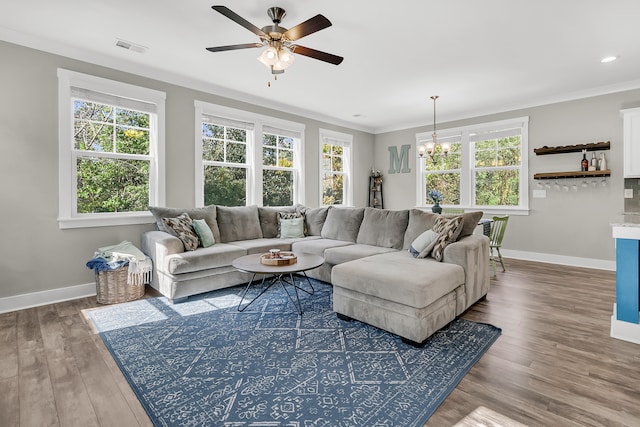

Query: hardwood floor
1;259;639;426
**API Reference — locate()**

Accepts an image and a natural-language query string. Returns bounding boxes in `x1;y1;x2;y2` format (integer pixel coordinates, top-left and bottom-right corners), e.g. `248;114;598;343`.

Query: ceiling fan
206;5;344;76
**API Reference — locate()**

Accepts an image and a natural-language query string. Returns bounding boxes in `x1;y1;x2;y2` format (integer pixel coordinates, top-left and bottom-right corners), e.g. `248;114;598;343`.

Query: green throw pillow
280;217;305;239
192;219;215;248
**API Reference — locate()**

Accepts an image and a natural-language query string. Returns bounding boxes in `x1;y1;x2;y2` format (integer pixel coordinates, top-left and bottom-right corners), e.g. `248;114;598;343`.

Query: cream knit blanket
96;241;153;285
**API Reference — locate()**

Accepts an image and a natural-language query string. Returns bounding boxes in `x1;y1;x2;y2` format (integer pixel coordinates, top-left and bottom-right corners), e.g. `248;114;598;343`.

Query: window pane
332;145;343;156
203;123;224;139
475;169;519;206
226;142;246;163
426;173;460;205
116;127;149;155
74;100;113;122
322;143;331;154
227;127;246;142
263;133;277;147
76;157;149;213
332;155;343;172
322;174;344;205
204;165;246;206
279;149;293;167
74;121;113;151
278;136;293;149
263;147;277;166
322;154;331;171
263;169;293;206
498;146;521;166
203;139;224;162
116;108;149;128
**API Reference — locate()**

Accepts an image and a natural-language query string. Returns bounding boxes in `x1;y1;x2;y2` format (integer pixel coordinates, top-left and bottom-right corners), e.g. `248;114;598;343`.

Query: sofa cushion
162;213;199;251
444;211;483;238
331;251;465;309
296;205;329;236
258;206;296;238
324;244;397;265
403;209;439;250
278;211;304;237
216;205;263;242
321;207;365;242
192;219;215;248
431;216;464;261
149;205;221;243
291;238;353;257
165;243;247;275
228;238;292;255
356;207;409;249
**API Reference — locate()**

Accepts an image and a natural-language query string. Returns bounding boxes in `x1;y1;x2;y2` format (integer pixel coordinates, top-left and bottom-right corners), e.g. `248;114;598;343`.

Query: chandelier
418;96;450;163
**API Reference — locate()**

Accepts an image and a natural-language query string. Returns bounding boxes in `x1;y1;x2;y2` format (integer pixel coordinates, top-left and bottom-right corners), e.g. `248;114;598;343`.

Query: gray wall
374;91;640;262
0;40;374;299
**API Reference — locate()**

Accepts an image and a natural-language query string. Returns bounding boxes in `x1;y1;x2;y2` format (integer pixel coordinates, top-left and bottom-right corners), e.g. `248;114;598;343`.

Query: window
416;117;529;213
58;69;165;229
320;129;353;206
195;102;304;207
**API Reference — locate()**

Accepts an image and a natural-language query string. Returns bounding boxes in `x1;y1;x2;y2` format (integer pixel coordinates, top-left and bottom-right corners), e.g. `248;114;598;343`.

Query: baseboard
0;282;96;314
610;304;640;344
500;249;615;271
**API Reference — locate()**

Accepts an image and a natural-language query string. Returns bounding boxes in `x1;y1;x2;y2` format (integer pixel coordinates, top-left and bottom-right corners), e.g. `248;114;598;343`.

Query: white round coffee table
232;253;324;315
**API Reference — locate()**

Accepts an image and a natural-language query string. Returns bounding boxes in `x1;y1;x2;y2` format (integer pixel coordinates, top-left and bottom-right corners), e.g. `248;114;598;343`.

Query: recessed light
601;56;618;63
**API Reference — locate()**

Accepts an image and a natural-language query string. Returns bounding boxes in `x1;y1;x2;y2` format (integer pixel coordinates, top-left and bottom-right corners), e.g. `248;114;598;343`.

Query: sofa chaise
142;204;490;344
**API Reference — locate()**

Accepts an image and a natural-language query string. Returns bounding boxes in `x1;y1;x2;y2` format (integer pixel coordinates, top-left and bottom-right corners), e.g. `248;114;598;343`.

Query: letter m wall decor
388;144;411;174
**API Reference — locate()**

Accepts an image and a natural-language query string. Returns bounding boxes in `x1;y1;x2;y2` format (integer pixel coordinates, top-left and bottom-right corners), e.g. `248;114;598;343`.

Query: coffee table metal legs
237;272;311;315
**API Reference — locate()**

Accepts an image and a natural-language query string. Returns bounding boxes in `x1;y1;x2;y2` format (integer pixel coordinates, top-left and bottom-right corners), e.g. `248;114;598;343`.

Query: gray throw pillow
149;205;221;243
443;211;483;239
321;207;365;243
356;207;409;249
403;209;440;250
216;205;263;242
430;216;464;262
296;205;329;236
409;229;440;258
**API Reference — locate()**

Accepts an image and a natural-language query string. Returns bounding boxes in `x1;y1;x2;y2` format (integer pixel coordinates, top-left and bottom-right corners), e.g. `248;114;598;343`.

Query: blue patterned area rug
87;279;500;427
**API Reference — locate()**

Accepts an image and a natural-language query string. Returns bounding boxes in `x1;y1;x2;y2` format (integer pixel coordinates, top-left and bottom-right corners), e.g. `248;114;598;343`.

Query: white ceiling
2;0;640;133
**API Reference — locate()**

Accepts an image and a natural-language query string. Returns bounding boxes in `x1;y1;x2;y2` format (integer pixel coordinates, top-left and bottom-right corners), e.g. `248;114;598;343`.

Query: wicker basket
95;266;145;304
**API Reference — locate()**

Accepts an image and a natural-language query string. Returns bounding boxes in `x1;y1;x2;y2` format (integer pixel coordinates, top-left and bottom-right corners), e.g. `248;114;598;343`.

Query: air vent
115;38;147;53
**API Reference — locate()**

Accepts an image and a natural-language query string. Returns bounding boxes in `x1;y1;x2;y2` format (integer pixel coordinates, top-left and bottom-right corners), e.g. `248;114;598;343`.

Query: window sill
416;206;530;216
58;212;155;229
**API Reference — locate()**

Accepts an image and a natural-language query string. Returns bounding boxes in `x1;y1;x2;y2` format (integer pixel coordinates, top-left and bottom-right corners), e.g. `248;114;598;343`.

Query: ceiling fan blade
211;5;267;38
284;14;332;41
206;43;263;53
290;45;343;65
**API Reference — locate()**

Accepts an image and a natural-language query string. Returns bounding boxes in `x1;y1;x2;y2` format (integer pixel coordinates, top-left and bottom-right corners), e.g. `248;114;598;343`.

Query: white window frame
57;69;166;229
416;116;529;215
319;128;353;207
194;101;305;207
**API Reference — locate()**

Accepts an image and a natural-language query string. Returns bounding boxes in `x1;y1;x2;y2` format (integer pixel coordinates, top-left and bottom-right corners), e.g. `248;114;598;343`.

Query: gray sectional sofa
142;204;490;344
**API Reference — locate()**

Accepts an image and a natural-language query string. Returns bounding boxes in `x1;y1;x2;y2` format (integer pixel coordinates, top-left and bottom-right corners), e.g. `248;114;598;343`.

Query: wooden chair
489;215;509;276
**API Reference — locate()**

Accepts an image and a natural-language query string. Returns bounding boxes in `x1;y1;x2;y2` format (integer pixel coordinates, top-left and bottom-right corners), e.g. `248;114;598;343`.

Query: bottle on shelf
589;152;598;171
581;150;588;171
600;153;607;171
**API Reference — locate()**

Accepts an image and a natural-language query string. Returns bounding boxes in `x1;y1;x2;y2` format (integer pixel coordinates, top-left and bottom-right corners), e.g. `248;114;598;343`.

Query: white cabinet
622;107;640;178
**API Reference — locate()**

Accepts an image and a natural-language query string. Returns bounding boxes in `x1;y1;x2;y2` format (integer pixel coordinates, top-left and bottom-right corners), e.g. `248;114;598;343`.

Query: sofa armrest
442;234;490;311
142;230;184;273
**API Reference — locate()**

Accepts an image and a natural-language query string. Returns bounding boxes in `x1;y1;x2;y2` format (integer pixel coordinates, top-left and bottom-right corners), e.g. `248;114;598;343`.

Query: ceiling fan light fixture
257;46;279;68
278;48;294;68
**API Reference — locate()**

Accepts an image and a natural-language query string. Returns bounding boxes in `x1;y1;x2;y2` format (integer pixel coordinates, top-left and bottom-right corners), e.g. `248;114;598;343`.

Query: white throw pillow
280;217;305;239
409;229;440;258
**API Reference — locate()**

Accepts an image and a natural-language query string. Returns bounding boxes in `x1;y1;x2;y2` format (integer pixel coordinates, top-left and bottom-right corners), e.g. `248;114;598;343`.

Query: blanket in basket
86;241;152;285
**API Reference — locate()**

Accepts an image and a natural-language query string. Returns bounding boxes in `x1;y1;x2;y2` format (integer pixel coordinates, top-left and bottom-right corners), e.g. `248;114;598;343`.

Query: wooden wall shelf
533;170;611;180
533;141;610;155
